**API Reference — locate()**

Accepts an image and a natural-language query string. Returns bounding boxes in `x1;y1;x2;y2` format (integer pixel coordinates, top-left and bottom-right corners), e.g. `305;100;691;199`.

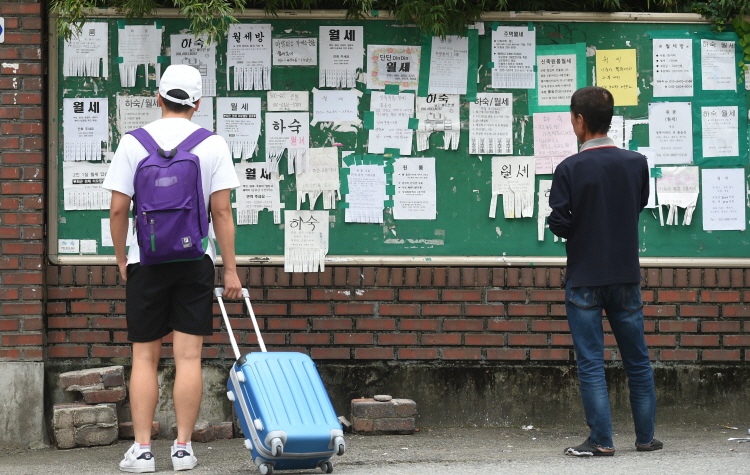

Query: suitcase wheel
318;461;333;474
333;436;345;456
226;391;235;402
270;437;284;457
259;463;273;475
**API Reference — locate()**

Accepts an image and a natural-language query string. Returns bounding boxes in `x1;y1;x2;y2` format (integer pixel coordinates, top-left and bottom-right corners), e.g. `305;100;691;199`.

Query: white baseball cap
159;65;202;108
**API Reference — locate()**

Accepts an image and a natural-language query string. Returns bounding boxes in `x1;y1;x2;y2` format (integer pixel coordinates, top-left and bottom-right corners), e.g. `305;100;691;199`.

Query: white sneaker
171;440;198;471
119;443;155;473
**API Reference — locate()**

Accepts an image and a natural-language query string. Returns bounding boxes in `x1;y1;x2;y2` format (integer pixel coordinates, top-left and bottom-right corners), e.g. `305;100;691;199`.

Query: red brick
362;267;376;286
1;302;41;315
645;335;676;346
530;349;569;360
701;321;740;333
461;268;475;286
520;268;534;286
674;269;688;287
660;349;698;361
398;348;438;360
486;348;527;360
69;331;110;343
487;290;526;301
356;318;396;331
658;321;698;332
508;334;546;346
2;334;42;346
289;332;329;347
334;268;348;286
399;289;438;301
643;305;676;317
551;334;574;346
311;289;352;301
723;306;750;317
354;289;394;300
0;349;20;359
376;268;390;286
730;269;744;287
0;258;20;270
70;302;110;314
507;305;547;316
531;320;569;332
464;304;504;317
702;350;741;361
528;290;565;301
701;291;740;303
418;268;432;287
447;268;460;286
444;319;483;332
354;348;394;359
477;268;490;286
335;303;375;315
334;333;373;345
400;319;440;331
404;268;417;286
268;289;307;300
48;316;88;329
48;287;88;299
379;304;419;316
91;317;127;329
312;318;351;331
433;268;447;287
442;348;481;360
723;335;750;346
291;304;330;315
1;271;42;284
46;302;67;315
658;290;697;302
267;318;307;330
253;304;288;316
423;304;462;316
422;334;461;345
487;320;528;332
442;290;481;301
680;306;719;317
0;319;20;331
465;334;504;346
46;332;66;344
378;334;417;346
0;3;41;14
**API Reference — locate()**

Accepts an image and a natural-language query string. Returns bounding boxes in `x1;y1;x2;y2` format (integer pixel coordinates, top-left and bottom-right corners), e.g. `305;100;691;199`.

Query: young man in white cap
103;64;242;472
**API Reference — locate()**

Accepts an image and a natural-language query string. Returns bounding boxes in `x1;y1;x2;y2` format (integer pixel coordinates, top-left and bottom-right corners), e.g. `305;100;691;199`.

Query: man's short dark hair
570;86;614;135
161;89;194;114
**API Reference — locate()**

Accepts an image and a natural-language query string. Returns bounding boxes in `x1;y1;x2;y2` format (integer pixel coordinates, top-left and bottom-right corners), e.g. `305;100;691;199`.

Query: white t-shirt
102;118;240;264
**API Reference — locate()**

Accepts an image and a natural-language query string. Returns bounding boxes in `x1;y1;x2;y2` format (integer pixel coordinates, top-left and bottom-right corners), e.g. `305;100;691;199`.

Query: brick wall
45;266;750;364
0;0;44;363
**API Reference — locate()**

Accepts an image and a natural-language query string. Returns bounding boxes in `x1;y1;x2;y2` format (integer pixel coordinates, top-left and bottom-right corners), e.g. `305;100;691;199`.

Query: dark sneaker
171;440;198;471
636;438;664;452
564;437;615;457
120;443;155;473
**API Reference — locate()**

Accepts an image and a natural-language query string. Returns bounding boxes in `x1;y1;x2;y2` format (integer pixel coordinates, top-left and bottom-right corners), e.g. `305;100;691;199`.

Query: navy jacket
548;138;649;287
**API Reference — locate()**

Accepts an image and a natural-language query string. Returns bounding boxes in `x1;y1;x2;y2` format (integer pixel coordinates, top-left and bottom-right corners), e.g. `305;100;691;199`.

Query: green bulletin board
48;11;750;265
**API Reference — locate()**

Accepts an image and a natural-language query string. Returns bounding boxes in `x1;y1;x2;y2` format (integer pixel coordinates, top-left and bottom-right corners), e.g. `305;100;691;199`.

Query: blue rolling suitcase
216;288;346;475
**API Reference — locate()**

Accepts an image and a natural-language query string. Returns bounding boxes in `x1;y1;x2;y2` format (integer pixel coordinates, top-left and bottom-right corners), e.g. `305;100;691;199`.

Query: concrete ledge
0;362;46;449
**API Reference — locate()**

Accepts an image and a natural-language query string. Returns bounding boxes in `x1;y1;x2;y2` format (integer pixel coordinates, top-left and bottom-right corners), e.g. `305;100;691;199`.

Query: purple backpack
128;127;214;265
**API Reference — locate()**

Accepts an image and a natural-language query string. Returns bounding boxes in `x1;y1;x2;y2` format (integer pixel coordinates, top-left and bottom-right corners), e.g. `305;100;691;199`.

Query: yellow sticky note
596;49;638;106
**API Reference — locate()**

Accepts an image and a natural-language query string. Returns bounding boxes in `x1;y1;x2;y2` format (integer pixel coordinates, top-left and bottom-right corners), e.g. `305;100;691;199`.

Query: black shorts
125;256;215;342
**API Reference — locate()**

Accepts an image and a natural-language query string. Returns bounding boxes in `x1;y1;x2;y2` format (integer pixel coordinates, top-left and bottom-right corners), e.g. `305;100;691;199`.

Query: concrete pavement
1;423;748;474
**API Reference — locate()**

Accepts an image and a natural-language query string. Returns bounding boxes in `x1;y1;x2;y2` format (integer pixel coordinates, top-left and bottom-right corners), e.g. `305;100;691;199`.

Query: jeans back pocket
569;286;601;309
621;283;644;312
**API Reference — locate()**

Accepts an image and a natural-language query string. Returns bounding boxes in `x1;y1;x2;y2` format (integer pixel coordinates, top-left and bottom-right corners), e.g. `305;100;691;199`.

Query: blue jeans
565;281;656;448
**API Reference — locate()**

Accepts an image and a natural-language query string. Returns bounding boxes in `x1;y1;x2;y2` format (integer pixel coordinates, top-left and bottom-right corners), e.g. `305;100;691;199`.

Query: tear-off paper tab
469;93;513;155
234;163;283;225
319;26;363;88
217;97;261;160
63;98;109;161
490;156;535;219
656;166;699;225
297;147;340;210
63;22;108;78
266;112;310;174
537;179;559;241
117;23;163;87
284;210;329;273
345;164;387;223
416;94;459;151
227;24;271;91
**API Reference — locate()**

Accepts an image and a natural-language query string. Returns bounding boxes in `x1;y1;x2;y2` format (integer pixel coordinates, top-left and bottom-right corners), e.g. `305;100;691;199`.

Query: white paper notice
272;37;317;66
268;91;309;112
537;179;557;241
63;22;108;77
312;89;359;123
266;112;310;174
117;24;163;87
416;94;460;151
701;168;746;231
63;98;109;161
368;92;415;156
63;162;110;210
656;166;699;225
227;24;271;91
609;115;625;148
101;218;135;248
537;54;577;106
345;164;387;223
296;147;340;210
701;39;736;91
533;112;577;174
170;34;217;97
649;102;693;164
284;210;329;272
234;163;283;225
429;35;469;95
392;157;436;220
366;45;421;90
319;26;363;88
216;97;261;160
58;239;80;254
116;95;161;135
470;93;513;155
191;97;214;131
490;156;535;219
701;106;739;158
637;147;658;209
491;26;536;89
652;38;693;97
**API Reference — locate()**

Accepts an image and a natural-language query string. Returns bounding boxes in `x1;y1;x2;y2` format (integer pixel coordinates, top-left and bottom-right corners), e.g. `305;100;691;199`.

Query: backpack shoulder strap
176;128;216;152
126;128;159;153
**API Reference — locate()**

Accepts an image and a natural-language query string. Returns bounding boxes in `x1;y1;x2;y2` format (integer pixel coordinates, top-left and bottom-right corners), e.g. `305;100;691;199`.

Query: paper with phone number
284;210;329;273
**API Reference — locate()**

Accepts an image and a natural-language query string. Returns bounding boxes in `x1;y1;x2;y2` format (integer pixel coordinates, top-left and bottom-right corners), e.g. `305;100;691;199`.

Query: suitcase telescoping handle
214;287;267;359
